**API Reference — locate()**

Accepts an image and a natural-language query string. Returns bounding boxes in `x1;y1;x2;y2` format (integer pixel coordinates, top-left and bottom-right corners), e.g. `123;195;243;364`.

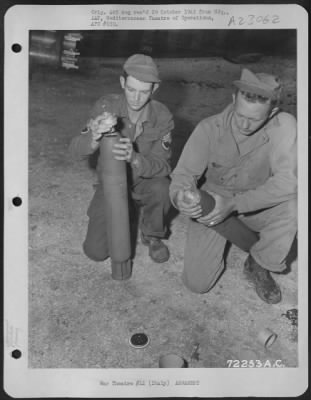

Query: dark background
72;29;297;59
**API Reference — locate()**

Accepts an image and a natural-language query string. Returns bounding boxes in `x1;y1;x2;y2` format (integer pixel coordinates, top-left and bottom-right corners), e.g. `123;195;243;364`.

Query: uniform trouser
83;177;171;261
182;199;297;294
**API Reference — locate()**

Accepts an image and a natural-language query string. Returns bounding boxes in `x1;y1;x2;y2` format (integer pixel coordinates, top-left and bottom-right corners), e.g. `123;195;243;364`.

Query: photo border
3;2;308;398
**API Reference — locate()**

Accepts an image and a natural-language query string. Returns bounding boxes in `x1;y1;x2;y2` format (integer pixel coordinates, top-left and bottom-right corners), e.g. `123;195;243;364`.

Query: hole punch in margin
12;197;22;207
11;43;22;53
11;349;22;359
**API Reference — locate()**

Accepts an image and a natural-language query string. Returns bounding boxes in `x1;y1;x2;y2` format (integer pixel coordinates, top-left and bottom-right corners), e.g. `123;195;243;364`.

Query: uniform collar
266;109;281;127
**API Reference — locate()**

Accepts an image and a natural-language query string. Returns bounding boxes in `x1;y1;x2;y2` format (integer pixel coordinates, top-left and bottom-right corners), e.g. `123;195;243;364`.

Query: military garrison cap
233;68;282;100
123;54;160;83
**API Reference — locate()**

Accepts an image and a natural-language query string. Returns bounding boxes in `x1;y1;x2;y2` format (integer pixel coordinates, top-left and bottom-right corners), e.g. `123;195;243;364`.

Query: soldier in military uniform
170;69;297;304
70;54;174;263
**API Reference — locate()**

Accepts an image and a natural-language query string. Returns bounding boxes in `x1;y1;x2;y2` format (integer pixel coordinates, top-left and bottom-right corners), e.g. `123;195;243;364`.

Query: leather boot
141;233;170;263
244;255;282;304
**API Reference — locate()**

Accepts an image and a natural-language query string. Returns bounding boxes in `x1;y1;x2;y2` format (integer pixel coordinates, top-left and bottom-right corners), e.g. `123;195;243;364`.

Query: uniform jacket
170;103;297;213
69;93;174;181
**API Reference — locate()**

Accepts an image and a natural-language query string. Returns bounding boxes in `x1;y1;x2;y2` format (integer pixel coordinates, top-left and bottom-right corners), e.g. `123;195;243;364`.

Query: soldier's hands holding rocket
112;138;134;162
175;190;202;219
197;191;235;227
88;113;118;150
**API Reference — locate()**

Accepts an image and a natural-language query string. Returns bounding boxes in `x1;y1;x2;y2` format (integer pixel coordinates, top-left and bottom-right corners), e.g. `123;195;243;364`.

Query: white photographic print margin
4;3;308;398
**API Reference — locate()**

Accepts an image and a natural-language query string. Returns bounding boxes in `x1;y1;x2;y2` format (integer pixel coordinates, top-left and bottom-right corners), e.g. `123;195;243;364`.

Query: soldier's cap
233;68;282;100
123;54;160;83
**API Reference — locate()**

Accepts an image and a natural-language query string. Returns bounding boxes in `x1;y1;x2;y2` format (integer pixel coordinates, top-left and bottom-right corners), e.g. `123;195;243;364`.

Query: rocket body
184;189;259;252
99;132;132;279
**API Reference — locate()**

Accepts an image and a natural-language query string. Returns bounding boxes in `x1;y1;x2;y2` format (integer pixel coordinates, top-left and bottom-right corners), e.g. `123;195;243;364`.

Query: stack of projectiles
29;31;83;70
61;33;83;70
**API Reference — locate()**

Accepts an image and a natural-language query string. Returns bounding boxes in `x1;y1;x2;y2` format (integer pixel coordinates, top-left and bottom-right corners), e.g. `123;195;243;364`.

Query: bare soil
29;56;298;368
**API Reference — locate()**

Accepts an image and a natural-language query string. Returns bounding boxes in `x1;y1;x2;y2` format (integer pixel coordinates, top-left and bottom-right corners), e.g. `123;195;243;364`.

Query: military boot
244;255;282;304
141;233;170;263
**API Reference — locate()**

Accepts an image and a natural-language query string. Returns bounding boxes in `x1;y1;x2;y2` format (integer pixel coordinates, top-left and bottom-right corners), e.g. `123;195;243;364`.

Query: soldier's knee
287;198;297;220
83;240;109;262
181;271;215;294
278;198;297;227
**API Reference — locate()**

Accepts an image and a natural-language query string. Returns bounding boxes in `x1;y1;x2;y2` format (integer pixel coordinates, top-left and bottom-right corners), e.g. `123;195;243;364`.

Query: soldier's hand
197;191;235;227
112;138;133;162
88;114;117;149
175;190;202;219
89;114;117;134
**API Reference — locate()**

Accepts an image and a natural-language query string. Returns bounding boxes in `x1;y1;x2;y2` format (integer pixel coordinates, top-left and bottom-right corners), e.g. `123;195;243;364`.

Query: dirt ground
29;56;298;369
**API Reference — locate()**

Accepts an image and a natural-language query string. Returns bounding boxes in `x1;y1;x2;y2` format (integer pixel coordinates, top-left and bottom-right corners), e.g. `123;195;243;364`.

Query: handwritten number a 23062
228;14;280;26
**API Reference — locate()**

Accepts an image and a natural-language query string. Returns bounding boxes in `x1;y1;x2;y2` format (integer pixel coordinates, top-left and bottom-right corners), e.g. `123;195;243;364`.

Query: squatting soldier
170;68;297;304
70;54;174;264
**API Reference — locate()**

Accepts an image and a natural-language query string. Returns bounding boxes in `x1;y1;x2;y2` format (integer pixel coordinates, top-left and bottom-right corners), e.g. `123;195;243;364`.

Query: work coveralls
170;104;297;293
70;93;174;261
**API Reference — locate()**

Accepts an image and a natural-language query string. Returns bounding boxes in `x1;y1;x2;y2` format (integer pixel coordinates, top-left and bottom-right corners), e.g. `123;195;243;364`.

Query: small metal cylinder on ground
99;132;132;280
159;354;186;368
257;328;277;348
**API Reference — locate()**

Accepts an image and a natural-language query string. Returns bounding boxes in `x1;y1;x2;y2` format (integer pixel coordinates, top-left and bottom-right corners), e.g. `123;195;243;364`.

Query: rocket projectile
99;130;132;280
183;189;259;252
